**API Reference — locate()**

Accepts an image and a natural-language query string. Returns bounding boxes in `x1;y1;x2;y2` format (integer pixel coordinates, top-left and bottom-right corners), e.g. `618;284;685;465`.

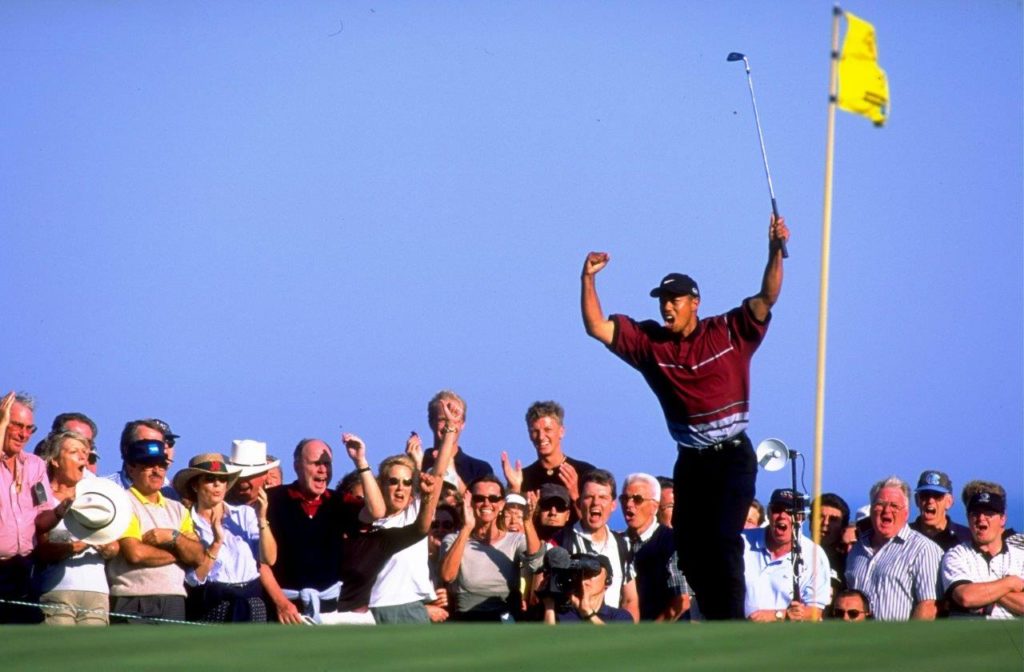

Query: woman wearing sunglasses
362;453;446;624
173;453;277;622
323;401;461;624
439;475;542;621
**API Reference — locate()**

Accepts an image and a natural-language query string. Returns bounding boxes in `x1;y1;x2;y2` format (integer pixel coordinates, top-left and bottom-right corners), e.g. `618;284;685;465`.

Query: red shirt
609;300;769;447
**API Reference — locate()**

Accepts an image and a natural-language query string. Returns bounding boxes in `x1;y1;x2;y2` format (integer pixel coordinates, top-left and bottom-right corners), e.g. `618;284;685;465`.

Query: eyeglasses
9;421;37;435
833;608;866;619
471;494;503;504
431;520;455;531
387;477;413;487
769;505;794;515
619;494;656;506
200;474;230;483
871;501;905;513
133;460;171;470
540;499;569;512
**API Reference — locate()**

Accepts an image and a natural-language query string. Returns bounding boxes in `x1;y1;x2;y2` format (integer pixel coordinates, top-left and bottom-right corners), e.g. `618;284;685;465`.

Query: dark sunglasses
540;499;569;512
471;494;503;504
619;494;654;506
387;477;413;487
200;474;230;483
431;520;455;531
833;608;866;619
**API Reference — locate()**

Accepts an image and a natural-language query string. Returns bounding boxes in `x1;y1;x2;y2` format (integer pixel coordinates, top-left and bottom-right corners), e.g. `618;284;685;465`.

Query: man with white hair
620;472;690;621
845;476;943;621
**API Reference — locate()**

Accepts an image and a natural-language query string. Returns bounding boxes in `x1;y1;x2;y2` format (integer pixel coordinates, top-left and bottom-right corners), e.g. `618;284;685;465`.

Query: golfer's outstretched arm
748;215;789;322
581;252;614;346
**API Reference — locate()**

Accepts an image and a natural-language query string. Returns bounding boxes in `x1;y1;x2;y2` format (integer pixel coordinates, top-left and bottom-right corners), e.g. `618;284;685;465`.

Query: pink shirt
0;451;54;558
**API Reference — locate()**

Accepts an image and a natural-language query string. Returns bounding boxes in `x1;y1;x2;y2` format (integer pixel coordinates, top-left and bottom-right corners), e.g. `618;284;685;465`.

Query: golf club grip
771;198;789;258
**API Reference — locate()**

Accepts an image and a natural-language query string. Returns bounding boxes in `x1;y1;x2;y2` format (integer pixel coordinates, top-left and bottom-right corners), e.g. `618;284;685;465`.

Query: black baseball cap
967;491;1006;515
650;273;700;299
538;483;571;507
769;488;799;509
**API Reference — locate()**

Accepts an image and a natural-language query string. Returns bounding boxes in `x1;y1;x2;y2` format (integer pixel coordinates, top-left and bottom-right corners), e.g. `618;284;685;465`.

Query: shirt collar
632;521;660;544
129;486;166;506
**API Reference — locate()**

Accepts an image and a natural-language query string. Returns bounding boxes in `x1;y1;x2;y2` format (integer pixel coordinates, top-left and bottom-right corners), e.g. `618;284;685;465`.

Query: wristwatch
774;610;785;622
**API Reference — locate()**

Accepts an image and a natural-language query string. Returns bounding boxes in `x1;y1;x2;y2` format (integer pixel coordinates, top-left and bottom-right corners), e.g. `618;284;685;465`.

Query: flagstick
810;3;842;611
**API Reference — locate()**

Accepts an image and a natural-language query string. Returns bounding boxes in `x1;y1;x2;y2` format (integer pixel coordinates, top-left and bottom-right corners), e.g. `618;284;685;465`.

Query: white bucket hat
227;439;280;478
64;478;132;546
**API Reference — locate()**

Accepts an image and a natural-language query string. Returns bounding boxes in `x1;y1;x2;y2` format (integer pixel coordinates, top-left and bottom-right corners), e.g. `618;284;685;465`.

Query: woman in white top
35;431;122;625
173;453;277;622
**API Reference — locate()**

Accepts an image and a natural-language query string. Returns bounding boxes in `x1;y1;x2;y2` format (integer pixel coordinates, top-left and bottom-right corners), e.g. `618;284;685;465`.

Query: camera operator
540;549;633;624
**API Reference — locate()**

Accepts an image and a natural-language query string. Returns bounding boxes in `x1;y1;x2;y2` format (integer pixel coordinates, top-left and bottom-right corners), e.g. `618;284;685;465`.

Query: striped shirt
845;524;943;621
609;301;769;448
941;538;1024;619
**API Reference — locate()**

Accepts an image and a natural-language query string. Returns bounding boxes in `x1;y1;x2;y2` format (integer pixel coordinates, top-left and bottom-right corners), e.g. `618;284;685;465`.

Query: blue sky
3;2;1021;530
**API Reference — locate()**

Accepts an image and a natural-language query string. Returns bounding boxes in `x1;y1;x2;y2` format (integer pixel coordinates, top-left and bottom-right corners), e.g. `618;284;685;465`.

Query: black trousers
672;433;756;620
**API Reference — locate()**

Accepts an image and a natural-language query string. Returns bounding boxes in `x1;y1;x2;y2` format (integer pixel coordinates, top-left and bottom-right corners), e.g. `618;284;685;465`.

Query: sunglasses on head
387;477;413;487
471;494;503;504
540;499;569;512
619;494;653;506
833;608;865;619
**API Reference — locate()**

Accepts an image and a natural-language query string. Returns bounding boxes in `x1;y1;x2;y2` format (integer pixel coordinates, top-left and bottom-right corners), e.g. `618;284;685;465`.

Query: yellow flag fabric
837;11;889;126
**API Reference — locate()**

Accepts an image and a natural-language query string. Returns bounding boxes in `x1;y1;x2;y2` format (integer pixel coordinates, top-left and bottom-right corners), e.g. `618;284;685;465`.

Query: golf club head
755;438;790;472
726;52;746;62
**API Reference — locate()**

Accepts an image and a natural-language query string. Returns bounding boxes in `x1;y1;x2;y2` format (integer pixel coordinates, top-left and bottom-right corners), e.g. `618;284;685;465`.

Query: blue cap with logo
915;470;952;495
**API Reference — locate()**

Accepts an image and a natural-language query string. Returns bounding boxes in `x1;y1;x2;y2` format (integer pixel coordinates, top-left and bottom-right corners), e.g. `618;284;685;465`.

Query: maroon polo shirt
609;299;769;447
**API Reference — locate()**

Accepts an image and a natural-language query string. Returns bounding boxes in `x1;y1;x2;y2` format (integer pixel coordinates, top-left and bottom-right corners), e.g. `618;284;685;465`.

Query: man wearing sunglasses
941;487;1024;620
620;473;690;621
830;589;871;621
846;476;943;621
107;438;204;623
536;483;573;542
105;419;180;501
580;216;789;621
741;489;830;622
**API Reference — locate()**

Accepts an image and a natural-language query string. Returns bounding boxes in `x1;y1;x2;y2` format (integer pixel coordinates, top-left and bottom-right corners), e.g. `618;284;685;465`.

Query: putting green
5;621;1022;671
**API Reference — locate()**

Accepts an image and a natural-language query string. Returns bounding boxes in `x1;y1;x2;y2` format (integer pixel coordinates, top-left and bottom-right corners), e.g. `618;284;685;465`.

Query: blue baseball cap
125;439;169;465
915;470;952;495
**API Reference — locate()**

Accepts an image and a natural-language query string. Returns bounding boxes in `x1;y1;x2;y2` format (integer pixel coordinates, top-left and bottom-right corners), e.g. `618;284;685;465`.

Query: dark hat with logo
967;491;1006;515
770;488;801;508
649;273;700;299
915;470;952;495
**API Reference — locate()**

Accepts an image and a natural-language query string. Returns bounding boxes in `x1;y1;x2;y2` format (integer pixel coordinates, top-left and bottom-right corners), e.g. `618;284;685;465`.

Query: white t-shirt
369;498;436;607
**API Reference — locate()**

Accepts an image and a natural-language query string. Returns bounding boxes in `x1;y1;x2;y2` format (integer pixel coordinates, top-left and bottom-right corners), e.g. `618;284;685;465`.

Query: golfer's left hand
769;215;789;248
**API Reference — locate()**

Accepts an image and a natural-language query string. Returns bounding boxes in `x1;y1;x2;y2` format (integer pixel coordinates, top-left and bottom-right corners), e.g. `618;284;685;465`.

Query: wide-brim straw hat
64;477;133;546
172;453;242;499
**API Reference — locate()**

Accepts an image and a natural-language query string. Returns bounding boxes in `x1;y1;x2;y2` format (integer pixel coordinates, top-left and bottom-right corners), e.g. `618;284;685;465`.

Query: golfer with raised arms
580;214;789;620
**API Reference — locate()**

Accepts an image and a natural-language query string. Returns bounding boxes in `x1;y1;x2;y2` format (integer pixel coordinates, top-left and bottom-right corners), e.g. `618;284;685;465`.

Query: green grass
5;621;1023;671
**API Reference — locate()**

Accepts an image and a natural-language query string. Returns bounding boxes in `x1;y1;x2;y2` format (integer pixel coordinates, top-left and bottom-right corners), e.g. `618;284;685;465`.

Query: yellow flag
837;11;889;126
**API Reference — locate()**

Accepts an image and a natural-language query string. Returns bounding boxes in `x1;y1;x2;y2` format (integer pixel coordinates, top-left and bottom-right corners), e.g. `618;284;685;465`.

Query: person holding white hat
174;453;277;622
35;430;130;625
225;440;280;508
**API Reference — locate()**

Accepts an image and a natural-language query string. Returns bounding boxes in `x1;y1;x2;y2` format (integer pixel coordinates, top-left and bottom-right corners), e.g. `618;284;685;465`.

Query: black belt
679;433;745;453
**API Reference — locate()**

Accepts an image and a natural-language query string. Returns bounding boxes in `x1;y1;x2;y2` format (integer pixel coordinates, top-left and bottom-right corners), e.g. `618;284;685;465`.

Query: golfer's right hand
582;252;610;277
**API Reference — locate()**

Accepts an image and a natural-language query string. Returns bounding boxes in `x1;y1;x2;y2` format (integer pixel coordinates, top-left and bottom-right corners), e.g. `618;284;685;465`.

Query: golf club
727;52;789;258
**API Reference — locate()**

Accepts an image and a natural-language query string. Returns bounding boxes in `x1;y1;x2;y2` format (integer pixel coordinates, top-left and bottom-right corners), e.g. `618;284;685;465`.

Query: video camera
536;547;610;607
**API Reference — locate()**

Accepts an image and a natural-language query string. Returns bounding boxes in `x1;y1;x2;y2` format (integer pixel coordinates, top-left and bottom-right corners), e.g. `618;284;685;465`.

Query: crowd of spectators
1;389;1020;626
